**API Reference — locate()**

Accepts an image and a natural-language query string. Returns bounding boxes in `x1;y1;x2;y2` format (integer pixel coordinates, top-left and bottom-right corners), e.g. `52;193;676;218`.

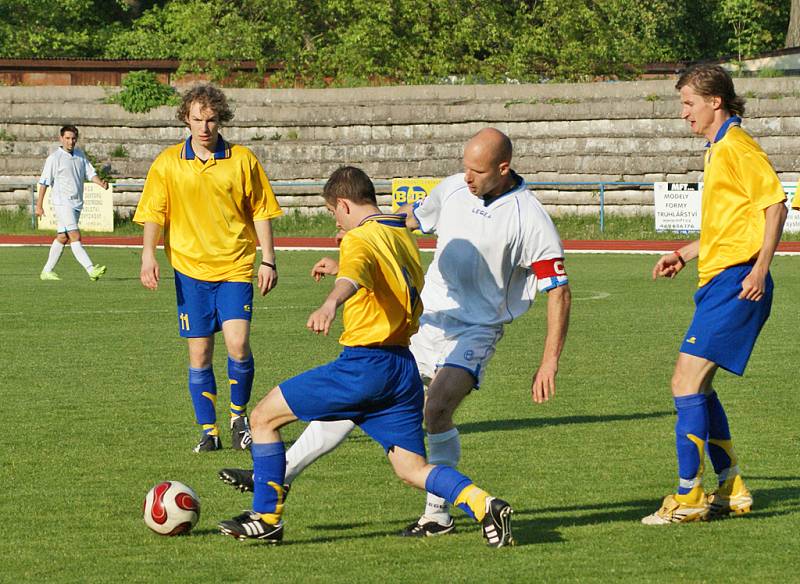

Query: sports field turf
2;246;799;583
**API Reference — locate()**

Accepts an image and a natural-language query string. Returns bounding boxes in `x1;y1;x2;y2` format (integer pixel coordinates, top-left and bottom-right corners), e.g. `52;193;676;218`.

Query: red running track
3;234;800;253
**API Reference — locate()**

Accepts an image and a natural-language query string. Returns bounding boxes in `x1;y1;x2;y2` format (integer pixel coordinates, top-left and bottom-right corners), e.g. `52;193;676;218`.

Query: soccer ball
143;481;200;536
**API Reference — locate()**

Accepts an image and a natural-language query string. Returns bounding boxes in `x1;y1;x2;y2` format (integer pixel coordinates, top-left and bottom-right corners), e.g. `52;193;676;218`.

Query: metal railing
10;179;655;232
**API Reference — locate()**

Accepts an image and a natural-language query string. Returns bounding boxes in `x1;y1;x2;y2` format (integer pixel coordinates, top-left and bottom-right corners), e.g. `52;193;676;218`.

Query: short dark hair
676;64;746;117
177;84;234;124
323;166;377;205
60;125;79;136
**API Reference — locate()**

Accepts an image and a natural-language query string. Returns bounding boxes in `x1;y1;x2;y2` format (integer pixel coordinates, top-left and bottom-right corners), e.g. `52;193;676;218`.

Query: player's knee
56;233;69;244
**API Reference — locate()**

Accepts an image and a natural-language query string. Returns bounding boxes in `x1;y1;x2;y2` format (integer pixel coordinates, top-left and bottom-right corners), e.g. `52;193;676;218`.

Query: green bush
107;70;180;114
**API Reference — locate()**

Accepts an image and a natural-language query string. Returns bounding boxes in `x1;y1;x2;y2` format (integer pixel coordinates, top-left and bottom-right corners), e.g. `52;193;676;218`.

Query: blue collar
181;135;231;160
706;116;741;148
360;213;407;228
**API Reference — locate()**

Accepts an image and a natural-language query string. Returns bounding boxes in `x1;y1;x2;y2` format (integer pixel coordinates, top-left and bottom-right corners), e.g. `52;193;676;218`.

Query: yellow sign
37;183;115;232
391;178;441;212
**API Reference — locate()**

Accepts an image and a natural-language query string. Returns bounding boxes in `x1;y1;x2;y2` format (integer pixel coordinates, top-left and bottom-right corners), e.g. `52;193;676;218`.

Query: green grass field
2;246;799;583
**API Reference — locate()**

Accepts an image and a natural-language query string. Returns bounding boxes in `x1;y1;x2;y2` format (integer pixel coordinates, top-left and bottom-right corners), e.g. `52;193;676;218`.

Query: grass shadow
459;411;672;434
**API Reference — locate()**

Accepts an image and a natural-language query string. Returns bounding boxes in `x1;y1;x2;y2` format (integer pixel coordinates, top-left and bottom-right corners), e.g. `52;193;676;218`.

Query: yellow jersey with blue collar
336;214;423;347
134;136;282;282
698;119;786;287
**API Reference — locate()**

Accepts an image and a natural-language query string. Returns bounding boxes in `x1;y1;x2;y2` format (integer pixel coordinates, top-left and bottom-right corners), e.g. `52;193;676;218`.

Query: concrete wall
1;79;799;217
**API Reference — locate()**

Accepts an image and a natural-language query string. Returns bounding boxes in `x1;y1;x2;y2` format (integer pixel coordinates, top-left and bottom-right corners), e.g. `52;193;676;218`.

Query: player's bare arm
740;201;787;301
532;283;571;404
307;278;358;335
254;219;277;296
652;240;700;280
91;175;109;190
311;257;340;282
35;184;47;217
140;221;162;290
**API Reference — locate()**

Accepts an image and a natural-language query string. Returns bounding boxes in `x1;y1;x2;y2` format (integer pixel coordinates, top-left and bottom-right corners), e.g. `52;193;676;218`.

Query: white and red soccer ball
143;481;200;536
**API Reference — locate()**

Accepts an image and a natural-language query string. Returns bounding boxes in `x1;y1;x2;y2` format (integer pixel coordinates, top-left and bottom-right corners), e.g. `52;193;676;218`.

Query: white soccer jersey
39;147;97;207
412;172;565;326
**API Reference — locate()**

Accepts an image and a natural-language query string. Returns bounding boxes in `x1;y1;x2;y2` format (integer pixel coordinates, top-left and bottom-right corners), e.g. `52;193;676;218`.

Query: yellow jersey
133;137;282;282
793;180;800;210
336;214;424;347
698;123;786;287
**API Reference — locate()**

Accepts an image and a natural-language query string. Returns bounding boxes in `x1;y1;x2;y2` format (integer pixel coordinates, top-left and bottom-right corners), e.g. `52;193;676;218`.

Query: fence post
599;183;605;233
30;183;36;229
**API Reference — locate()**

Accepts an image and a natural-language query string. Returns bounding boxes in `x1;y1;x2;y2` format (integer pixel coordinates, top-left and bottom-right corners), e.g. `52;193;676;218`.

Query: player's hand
311;257;339;282
140;255;160;290
307;302;337;335
739;266;767;301
99;179;109;190
35;204;44;218
531;361;558;404
258;264;277;295
652;253;682;280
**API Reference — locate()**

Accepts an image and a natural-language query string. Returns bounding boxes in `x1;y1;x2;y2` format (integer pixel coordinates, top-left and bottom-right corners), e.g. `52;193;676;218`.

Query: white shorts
53;204;81;233
410;312;504;388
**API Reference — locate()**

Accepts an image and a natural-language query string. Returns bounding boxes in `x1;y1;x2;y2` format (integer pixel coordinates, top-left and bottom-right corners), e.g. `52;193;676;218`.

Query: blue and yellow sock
252;441;286;525
674;393;708;495
189;366;217;432
425;465;490;522
706;390;738;484
228;354;254;419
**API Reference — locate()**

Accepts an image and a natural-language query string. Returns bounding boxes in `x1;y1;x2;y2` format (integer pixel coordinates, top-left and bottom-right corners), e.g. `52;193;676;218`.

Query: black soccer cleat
400;516;455;537
218;468;255;493
481;498;514;548
193;433;222;453
218;511;283;543
230;415;252;451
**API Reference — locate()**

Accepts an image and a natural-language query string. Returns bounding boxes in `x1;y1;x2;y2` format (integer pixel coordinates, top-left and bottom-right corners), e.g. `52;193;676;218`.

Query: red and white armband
532;258;568;292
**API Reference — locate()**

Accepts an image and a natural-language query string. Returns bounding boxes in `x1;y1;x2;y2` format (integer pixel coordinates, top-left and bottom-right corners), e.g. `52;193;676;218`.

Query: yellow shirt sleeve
133;153;168;226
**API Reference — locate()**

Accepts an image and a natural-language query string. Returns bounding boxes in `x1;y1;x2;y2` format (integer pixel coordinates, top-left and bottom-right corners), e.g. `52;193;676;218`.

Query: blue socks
674;393;708;494
252;441;287;520
425;465;476;520
228;354;255;417
188;366;217;429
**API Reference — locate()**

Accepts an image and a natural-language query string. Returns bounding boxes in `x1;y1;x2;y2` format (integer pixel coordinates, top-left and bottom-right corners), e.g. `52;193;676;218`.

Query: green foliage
0;127;16;141
110;144;129;158
82;149;113;182
0;0;793;84
106;70;179;114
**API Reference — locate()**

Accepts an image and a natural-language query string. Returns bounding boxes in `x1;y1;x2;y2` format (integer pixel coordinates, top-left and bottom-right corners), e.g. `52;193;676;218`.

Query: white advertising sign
654;182;799;233
37;183;114;232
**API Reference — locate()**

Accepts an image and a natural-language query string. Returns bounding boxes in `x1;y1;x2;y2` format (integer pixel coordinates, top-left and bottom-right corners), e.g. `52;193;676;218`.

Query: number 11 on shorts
179;312;190;331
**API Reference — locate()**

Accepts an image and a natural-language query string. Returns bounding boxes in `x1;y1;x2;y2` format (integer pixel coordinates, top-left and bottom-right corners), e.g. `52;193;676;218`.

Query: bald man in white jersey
220;128;571;536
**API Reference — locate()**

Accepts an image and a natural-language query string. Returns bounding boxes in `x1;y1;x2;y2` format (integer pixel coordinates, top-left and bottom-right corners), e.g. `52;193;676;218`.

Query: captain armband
532;258;568;292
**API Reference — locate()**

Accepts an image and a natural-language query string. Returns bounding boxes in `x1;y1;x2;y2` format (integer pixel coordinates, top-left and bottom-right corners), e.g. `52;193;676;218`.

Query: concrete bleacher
1;78;798;216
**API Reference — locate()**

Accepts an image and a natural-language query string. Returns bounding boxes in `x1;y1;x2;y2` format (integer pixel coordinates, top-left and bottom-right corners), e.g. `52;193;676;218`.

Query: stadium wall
1;79;799;217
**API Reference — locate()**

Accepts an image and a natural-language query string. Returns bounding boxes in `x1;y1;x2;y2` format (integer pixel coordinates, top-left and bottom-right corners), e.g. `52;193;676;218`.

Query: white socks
424;428;461;524
43;239;65;272
284;419;356;484
69;240;94;270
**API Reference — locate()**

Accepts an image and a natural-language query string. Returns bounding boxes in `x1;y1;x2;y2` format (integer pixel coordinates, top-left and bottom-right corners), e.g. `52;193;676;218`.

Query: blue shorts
174;270;253;338
680;264;773;376
280;346;425;457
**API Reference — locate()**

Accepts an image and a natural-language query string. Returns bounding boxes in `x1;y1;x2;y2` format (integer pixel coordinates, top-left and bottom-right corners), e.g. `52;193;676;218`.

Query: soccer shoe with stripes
218;511;283;543
230;415;252;450
193;433;222;453
641;490;709;525
219;468;255;493
400;516;455;537
707;475;753;520
481;498;514;548
88;264;106;281
40;270;61;281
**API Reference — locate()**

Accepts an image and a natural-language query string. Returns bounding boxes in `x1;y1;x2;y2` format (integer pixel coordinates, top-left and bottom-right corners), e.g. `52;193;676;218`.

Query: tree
787;0;800;47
